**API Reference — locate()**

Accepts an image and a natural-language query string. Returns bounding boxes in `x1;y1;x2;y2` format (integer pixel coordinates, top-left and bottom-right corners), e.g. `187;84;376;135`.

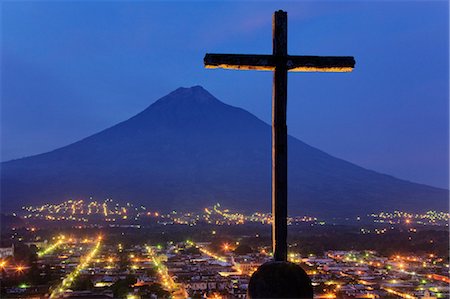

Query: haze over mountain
1;86;447;217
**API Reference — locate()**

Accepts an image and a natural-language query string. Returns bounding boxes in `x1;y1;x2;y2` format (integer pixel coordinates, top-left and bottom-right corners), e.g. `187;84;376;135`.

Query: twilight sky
1;1;448;189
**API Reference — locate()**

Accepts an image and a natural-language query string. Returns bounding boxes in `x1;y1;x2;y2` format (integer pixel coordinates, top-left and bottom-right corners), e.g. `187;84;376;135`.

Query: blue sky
1;1;448;188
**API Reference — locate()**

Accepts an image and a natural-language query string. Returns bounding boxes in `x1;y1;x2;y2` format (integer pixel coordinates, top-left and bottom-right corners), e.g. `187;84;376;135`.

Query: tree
111;275;137;298
72;276;94;291
234;244;253;255
146;267;157;277
146;283;171;298
118;251;130;272
183;246;200;255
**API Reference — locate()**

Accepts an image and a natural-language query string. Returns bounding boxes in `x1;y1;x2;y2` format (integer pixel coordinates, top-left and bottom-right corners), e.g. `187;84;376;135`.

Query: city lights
49;238;101;298
2;202;448;298
37;235;65;257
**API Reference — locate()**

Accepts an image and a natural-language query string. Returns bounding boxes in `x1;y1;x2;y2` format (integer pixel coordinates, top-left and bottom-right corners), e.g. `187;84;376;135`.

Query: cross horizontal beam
204;53;355;72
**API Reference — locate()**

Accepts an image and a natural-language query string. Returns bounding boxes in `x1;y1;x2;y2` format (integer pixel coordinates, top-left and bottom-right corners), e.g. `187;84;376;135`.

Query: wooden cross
204;10;355;262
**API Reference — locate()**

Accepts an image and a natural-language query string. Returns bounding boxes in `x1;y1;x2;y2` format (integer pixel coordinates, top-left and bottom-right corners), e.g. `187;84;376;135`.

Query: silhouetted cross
204;10;355;262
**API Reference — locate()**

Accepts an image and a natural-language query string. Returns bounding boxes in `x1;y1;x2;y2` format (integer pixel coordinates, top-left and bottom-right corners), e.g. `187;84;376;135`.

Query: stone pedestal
247;261;313;299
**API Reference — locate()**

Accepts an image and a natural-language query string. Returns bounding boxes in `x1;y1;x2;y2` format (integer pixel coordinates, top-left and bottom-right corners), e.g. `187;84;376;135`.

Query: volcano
1;86;447;217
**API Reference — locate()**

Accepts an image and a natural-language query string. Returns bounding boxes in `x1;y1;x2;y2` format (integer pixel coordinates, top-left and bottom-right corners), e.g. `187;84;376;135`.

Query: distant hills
1;86;447;217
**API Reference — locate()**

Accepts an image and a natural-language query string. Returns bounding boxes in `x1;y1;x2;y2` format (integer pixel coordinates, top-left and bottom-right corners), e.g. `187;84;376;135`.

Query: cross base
247;261;313;298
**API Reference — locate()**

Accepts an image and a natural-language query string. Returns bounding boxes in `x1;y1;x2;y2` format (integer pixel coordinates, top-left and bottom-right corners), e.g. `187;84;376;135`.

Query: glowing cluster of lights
212;204;245;224
19;200;322;227
186;240;227;263
0;260;28;274
49;237;102;298
37;235;65;257
370;210;449;225
206;203;318;226
21;199;159;223
325;249;449;298
382;287;416;299
328;251;390;270
158;211;199;226
146;245;177;292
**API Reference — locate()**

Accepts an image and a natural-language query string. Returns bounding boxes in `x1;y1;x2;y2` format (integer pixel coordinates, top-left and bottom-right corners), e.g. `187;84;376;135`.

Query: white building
0;245;14;258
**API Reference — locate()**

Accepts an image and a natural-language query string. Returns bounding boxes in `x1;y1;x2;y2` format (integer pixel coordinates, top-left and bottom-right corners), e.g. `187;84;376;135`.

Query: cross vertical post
204;10;355;266
272;10;288;262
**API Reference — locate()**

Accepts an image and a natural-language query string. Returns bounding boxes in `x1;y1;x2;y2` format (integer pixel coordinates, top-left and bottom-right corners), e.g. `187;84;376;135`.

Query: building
0;245;14;258
421;291;437;299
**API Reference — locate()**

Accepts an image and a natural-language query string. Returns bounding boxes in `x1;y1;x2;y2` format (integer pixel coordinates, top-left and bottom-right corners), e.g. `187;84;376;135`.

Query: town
0;201;449;298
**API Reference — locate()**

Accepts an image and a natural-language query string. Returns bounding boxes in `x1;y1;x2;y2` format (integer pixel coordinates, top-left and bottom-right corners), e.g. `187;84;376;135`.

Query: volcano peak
151;85;220;108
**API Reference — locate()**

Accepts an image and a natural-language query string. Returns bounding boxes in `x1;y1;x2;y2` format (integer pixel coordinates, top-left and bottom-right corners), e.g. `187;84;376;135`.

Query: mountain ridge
1;86;447;216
